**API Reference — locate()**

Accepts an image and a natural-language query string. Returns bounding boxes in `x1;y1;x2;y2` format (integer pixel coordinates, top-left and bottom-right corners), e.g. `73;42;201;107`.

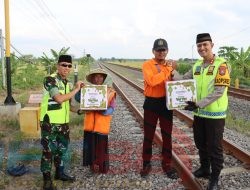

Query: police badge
219;66;226;76
207;66;215;75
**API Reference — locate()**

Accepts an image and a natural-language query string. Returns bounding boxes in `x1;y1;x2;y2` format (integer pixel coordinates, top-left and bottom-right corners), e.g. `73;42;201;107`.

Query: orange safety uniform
143;59;173;97
83;88;116;135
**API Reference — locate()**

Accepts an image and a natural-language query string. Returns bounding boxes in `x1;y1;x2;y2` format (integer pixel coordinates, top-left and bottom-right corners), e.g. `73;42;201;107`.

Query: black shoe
90;164;98;173
55;167;76;182
43;172;57;190
193;167;211;178
162;162;179;179
207;178;219;190
165;168;178;179
99;168;108;174
99;164;109;174
43;180;57;190
140;164;152;177
55;172;76;182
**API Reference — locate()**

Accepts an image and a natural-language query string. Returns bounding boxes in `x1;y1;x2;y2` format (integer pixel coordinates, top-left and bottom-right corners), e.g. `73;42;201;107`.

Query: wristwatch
77;109;84;115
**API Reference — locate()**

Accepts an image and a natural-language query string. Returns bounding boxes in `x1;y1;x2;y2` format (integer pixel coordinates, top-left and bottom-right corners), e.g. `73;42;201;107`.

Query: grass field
108;60;143;69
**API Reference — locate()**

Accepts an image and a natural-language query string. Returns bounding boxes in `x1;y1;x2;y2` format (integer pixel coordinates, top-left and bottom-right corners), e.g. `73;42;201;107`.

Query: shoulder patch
194;66;201;75
214;64;230;86
44;76;57;90
219;65;226;76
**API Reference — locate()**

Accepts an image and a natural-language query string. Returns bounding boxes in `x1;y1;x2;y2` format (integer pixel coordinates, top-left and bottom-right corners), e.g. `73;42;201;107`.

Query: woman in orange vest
76;68;116;174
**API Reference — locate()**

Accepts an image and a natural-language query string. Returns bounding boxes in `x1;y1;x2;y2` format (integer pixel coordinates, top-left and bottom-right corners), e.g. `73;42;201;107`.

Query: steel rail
103;62;250;166
104;61;250;100
102;63;203;190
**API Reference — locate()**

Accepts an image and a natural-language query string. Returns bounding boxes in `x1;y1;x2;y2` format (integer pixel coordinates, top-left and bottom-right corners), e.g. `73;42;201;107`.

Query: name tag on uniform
207;66;215;75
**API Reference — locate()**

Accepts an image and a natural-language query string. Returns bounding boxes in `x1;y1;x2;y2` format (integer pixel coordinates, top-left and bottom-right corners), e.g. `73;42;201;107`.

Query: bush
177;62;192;74
12;64;45;90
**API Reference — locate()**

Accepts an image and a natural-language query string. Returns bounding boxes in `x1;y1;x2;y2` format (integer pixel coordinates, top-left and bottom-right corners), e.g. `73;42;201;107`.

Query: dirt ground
0;88;83;190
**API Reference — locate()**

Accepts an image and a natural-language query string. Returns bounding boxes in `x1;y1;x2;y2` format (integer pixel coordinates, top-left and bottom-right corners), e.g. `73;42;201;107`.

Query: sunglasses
155;49;167;52
60;63;72;68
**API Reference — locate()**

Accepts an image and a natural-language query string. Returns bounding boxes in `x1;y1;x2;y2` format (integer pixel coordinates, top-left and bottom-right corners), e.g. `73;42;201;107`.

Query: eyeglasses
60;64;72;68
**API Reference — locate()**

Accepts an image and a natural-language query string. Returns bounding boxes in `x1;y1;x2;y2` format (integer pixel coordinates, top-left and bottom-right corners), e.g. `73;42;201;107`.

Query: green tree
218;46;238;61
79;55;95;73
40;47;70;74
229;47;250;78
177;62;192;74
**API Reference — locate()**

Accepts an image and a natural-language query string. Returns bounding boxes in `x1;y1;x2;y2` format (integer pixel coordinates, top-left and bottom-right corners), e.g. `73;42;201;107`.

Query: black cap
196;33;212;44
153;38;168;51
58;55;72;64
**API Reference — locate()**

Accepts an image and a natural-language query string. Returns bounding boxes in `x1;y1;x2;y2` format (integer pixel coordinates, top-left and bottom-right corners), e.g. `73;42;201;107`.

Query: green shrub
177;62;192;74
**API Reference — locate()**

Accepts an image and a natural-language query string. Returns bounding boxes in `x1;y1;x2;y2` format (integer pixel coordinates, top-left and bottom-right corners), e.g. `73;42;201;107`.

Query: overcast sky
0;0;249;60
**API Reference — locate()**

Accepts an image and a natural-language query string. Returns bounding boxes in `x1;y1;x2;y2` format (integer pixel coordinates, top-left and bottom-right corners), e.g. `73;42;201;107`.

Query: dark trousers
142;109;173;166
193;116;224;178
83;131;109;172
82;131;95;166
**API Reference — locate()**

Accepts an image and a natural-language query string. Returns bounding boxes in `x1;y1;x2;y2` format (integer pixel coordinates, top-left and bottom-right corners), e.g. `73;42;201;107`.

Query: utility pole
74;63;78;85
83;49;86;57
0;29;6;88
4;0;15;104
86;54;91;72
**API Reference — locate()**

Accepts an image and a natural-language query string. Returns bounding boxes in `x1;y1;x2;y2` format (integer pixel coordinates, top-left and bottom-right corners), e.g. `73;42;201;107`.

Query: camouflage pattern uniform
40;119;70;172
40;74;71;173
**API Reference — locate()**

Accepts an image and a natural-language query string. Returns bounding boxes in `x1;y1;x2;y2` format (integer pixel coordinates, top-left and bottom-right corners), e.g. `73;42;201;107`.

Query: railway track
2;62;248;190
100;61;250;190
228;86;250;101
105;62;250;101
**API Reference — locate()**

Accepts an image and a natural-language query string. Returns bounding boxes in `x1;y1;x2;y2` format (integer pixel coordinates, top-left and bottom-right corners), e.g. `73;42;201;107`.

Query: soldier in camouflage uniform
40;55;83;190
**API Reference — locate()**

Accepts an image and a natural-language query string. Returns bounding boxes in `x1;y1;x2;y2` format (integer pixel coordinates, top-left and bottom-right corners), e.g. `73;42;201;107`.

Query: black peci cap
196;33;212;44
58;54;72;64
153;38;168;51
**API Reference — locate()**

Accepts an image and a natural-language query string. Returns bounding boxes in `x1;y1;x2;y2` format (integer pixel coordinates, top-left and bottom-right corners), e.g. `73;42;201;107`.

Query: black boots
55;166;76;182
164;168;178;179
193;166;211;178
207;178;219;190
43;167;75;190
43;173;57;190
162;163;178;179
140;163;152;177
140;162;178;179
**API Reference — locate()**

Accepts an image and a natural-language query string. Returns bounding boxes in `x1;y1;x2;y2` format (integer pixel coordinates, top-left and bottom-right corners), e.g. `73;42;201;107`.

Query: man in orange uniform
141;38;178;179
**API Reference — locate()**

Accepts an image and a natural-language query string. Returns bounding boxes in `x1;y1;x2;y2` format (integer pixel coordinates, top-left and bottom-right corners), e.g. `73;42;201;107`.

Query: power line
27;0;69;42
2;36;34;64
12;0;80;54
2;36;24;57
220;26;250;41
10;0;66;53
217;26;250;46
33;0;81;52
